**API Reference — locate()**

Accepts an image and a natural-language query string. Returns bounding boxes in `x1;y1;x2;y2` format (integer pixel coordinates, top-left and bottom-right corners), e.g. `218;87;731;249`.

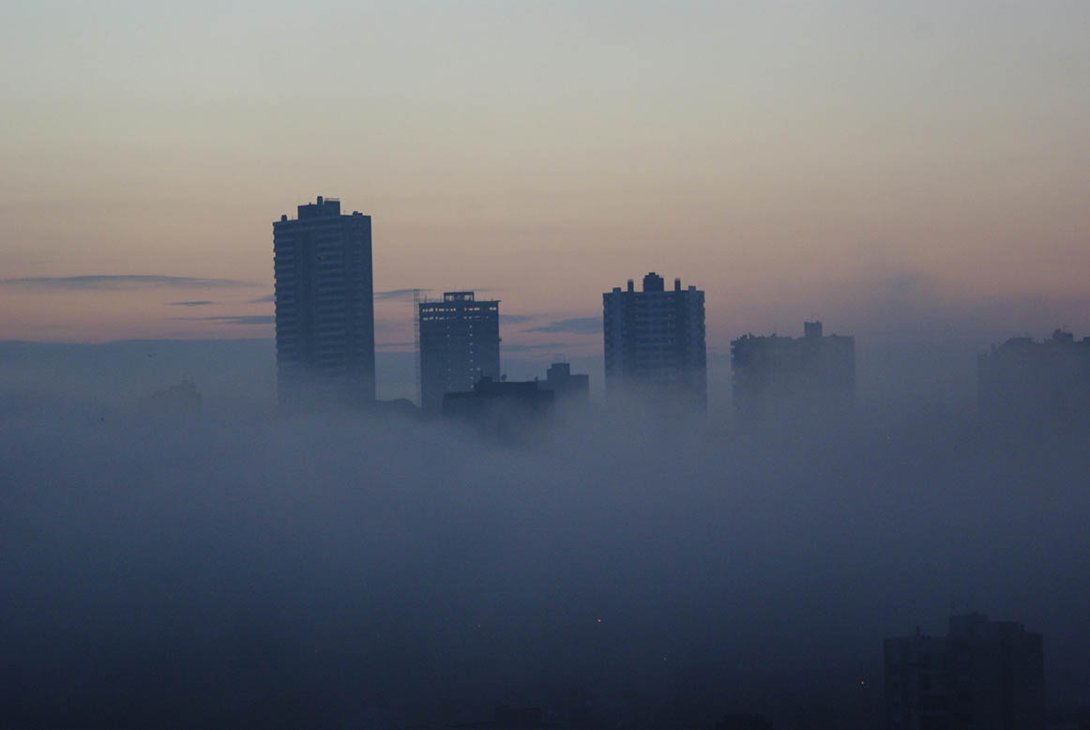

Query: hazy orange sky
2;1;1088;356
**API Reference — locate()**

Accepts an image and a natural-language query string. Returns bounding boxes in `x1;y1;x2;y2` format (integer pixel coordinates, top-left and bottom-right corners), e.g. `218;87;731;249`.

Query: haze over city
1;2;1089;729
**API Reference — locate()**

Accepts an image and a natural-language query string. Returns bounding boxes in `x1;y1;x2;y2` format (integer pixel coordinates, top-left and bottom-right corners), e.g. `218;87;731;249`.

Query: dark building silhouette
442;376;554;424
418;291;501;413
273;196;375;407
541;362;590;403
884;613;1045;730
602;272;707;407
978;329;1090;432
730;321;854;425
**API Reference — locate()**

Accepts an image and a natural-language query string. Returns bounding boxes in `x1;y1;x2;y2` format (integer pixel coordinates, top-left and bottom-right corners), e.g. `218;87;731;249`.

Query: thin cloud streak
526;316;601;334
502;341;569;353
501;314;534;324
376;288;428;301
180;315;276;326
0;275;250;290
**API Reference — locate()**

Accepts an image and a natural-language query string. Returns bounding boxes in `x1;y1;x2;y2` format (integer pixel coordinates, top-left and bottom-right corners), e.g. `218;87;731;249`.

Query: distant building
730;321;854;425
418;292;501;412
884;613;1045;730
978;329;1090;432
273;196;375;407
602;272;707;407
442;376;554;422
542;362;590;403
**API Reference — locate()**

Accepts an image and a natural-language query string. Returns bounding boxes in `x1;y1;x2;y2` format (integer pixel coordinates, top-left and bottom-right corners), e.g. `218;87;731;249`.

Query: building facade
418;291;501;412
273;196;375;407
602;272;706;407
884;613;1045;730
730;321;855;425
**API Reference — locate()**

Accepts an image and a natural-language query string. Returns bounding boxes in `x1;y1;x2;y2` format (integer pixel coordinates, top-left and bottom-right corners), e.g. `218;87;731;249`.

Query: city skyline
2;2;1089;354
3;4;1090;728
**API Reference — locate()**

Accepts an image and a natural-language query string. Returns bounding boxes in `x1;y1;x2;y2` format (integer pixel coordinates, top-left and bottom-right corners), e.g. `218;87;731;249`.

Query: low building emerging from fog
541;362;589;403
884;613;1045;730
730;321;855;426
978;329;1090;432
442;376;554;427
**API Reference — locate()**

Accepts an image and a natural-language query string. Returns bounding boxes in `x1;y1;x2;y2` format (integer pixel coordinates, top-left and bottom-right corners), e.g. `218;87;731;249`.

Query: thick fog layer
1;343;1088;729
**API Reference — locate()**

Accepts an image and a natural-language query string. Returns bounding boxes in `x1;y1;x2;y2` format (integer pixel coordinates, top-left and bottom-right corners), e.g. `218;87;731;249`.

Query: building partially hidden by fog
418;291;501;412
273;196;375;408
730;321;854;425
541;362;590;403
442;376;554;421
978;329;1090;432
602;272;706;407
884;613;1045;730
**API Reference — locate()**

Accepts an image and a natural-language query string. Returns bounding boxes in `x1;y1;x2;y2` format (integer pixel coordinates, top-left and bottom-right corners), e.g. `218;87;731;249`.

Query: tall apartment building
884;613;1045;730
417;291;501;412
602;272;706;407
273;196;375;407
730;321;854;425
978;329;1090;432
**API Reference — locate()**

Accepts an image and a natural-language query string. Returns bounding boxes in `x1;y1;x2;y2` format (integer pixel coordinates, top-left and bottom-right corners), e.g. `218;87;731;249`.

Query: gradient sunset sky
1;1;1088;356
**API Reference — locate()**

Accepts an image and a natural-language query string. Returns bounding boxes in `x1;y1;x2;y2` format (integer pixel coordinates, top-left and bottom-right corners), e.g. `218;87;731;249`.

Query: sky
1;0;1088;360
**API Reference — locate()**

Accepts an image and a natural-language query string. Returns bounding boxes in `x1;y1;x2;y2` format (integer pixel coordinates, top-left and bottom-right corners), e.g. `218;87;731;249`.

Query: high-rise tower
603;272;706;407
417;291;501;412
273;196;375;407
